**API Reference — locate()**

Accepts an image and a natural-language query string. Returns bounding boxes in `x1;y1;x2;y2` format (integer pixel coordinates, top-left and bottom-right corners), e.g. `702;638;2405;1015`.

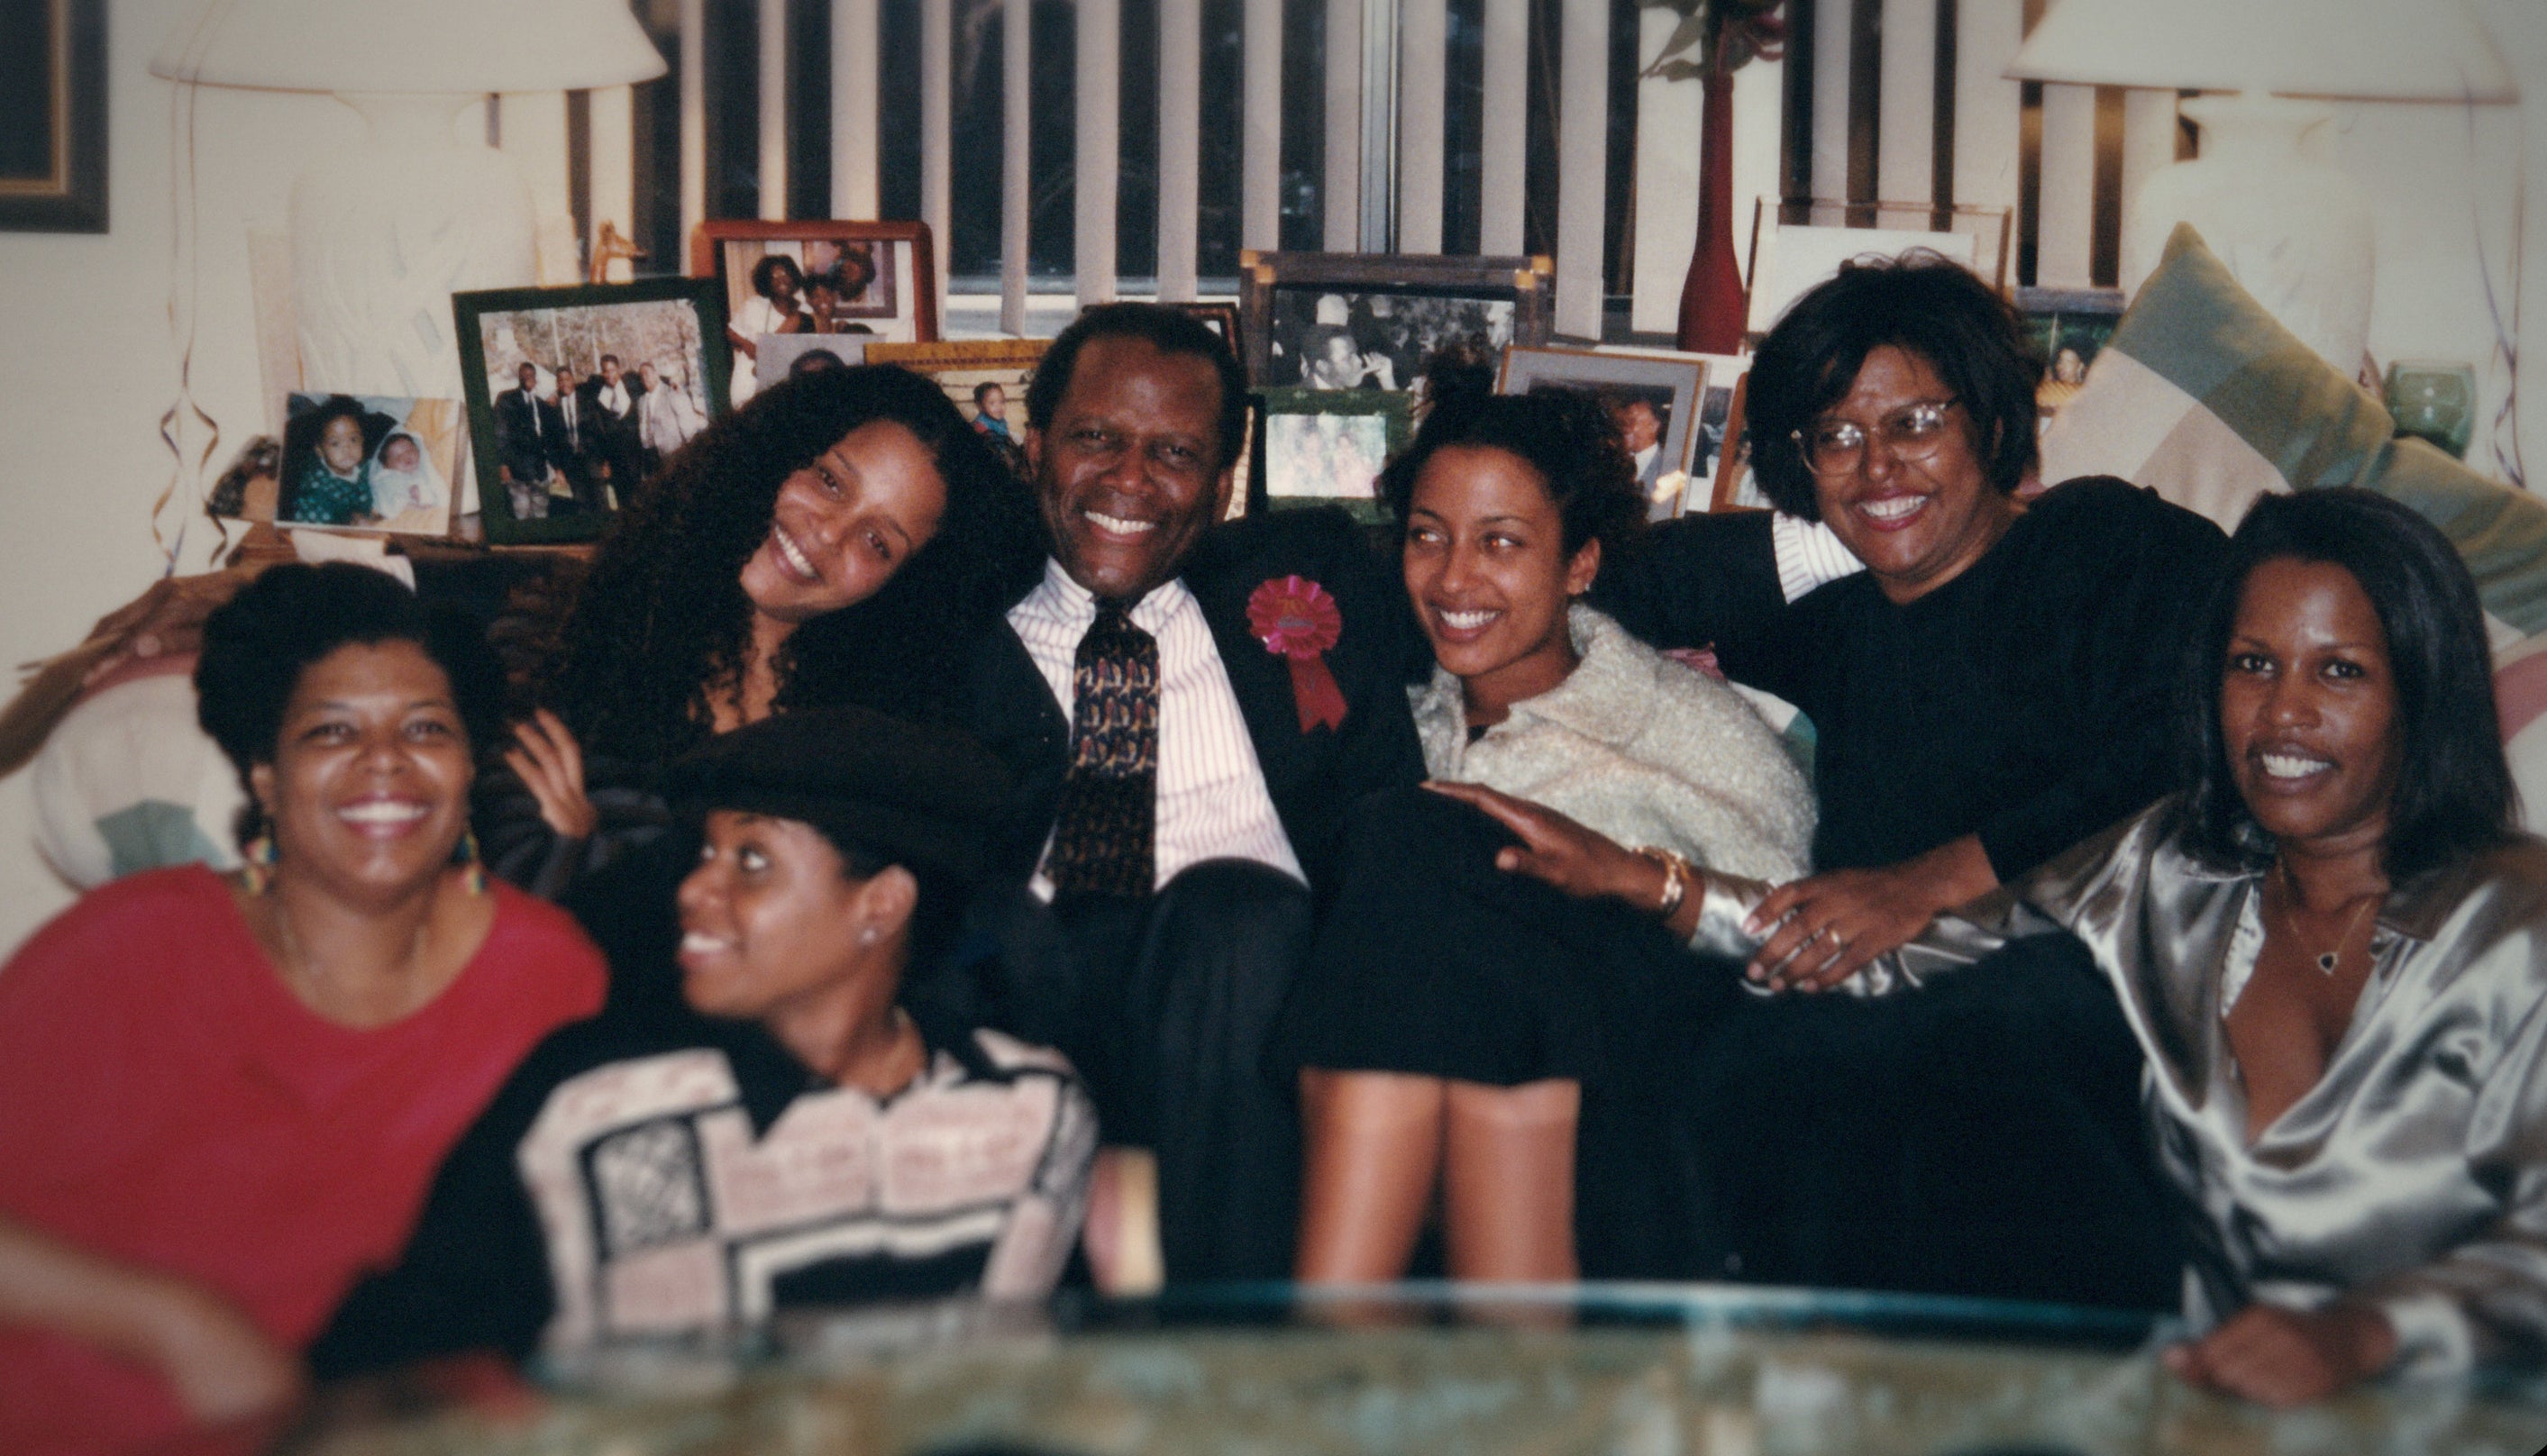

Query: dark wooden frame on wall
0;0;106;232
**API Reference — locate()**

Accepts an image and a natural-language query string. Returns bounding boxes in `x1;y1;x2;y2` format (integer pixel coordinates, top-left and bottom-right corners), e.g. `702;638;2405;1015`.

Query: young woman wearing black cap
307;707;1094;1373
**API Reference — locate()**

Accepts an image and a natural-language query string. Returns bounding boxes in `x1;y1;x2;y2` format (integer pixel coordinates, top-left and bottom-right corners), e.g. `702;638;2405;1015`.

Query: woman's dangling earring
457;831;488;896
242;834;277;896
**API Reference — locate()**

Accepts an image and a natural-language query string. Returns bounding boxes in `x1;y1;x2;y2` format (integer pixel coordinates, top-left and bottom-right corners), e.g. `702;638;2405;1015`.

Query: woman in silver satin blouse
1750;487;2543;1404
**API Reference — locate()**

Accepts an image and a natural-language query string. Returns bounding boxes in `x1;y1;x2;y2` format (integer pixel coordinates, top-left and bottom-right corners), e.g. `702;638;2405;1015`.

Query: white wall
2342;0;2545;493
0;2;562;954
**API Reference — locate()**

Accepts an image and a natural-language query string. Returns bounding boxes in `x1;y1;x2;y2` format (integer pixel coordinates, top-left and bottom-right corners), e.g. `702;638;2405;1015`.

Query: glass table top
272;1284;2547;1456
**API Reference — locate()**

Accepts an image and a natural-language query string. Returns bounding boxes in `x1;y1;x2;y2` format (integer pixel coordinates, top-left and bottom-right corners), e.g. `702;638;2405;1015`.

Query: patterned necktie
1045;598;1159;898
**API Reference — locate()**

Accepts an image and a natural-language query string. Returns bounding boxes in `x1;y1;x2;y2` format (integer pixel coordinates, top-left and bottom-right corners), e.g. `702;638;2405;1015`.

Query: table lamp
150;0;666;401
2006;0;2516;376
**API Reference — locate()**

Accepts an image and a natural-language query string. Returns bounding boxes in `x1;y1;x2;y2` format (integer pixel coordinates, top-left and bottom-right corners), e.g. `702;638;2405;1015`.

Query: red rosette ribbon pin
1246;574;1348;733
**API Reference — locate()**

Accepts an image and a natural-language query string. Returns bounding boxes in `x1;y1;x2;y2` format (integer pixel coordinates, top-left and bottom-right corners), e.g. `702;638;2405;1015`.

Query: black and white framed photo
1497;347;1712;519
1239;251;1554;396
1251;387;1414;523
454;277;729;545
692;220;938;405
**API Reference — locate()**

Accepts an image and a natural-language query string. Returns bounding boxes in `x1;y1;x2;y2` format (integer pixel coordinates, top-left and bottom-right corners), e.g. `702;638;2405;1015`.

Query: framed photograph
1165;300;1245;376
1746;223;1978;339
1709;374;1773;514
1748;200;2012;342
756;333;870;380
0;0;105;232
1674;351;1748;515
2016;286;2126;417
245;392;465;537
692;220;938;405
1239;250;1554;395
1498;347;1711;519
864;338;1045;470
454;277;730;546
1252;387;1413;523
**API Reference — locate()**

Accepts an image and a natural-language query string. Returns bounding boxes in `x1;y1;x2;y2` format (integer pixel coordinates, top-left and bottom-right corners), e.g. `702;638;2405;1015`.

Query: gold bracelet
1633;846;1693;919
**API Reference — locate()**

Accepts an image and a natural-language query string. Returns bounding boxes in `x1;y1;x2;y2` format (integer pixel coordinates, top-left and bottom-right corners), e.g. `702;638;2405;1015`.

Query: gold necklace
2275;861;2378;977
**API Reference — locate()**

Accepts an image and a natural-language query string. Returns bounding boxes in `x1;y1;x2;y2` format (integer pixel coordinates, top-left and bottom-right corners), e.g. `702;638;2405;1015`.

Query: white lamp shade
2007;0;2516;104
150;0;667;95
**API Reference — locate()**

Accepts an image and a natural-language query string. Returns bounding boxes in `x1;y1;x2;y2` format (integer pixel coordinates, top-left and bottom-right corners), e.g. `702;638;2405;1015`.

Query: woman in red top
0;563;606;1454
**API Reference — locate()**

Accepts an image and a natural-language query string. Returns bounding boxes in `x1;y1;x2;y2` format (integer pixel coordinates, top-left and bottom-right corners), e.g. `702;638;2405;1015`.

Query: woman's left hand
2162;1304;2396;1407
1422;780;1661;909
504;710;598;842
1743;834;1996;992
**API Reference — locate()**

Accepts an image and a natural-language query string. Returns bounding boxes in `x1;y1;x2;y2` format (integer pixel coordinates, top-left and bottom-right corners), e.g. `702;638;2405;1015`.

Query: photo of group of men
475;296;715;524
490;355;684;521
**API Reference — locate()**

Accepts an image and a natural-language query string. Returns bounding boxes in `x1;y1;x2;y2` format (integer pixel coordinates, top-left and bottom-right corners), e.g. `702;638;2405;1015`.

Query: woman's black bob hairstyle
196;561;509;849
1378;388;1647;565
544;363;1035;766
2180;487;2516;879
1742;251;2041;519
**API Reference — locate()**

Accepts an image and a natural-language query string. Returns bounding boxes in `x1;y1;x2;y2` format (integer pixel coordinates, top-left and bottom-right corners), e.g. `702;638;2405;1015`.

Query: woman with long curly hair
485;363;1036;899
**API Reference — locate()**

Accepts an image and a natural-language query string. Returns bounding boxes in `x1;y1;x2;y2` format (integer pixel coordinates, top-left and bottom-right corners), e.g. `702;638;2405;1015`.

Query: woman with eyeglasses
1575;254;2232;1303
1753;488;2547;1405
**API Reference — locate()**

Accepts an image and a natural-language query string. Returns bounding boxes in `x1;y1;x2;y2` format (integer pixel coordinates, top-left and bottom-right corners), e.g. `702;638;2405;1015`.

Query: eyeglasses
1792;399;1959;476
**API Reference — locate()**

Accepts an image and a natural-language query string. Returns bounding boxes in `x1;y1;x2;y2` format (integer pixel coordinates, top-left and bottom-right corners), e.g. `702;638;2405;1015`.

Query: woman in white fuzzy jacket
1282;391;1813;1284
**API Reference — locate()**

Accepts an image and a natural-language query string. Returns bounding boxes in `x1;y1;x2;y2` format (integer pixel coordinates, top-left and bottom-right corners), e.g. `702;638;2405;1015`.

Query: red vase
1675;69;1747;354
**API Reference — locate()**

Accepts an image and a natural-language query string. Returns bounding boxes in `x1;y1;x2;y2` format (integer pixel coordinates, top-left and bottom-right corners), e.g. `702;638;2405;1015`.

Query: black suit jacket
582;377;644;435
494;387;563;485
548;388;597;472
580;377;649;484
965;507;1426;894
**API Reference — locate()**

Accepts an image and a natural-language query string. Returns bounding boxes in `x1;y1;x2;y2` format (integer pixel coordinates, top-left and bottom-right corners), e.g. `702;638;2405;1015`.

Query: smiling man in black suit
959;303;1423;1282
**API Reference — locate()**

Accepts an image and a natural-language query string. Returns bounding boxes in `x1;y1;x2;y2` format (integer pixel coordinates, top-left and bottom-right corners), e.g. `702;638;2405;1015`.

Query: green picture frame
1251;387;1414;524
453;277;731;545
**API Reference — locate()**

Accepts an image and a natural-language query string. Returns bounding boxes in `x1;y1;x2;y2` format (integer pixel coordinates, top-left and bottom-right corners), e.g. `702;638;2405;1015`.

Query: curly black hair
1378;388;1648;565
1743;251;2041;519
196;561;508;849
542;364;1038;766
751;252;804;299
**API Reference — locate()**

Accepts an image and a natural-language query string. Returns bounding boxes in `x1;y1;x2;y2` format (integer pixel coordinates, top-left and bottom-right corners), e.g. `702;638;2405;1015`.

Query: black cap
662;707;1010;883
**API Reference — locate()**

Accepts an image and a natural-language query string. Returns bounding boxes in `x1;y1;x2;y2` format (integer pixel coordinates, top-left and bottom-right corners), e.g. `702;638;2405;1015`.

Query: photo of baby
258;393;461;536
